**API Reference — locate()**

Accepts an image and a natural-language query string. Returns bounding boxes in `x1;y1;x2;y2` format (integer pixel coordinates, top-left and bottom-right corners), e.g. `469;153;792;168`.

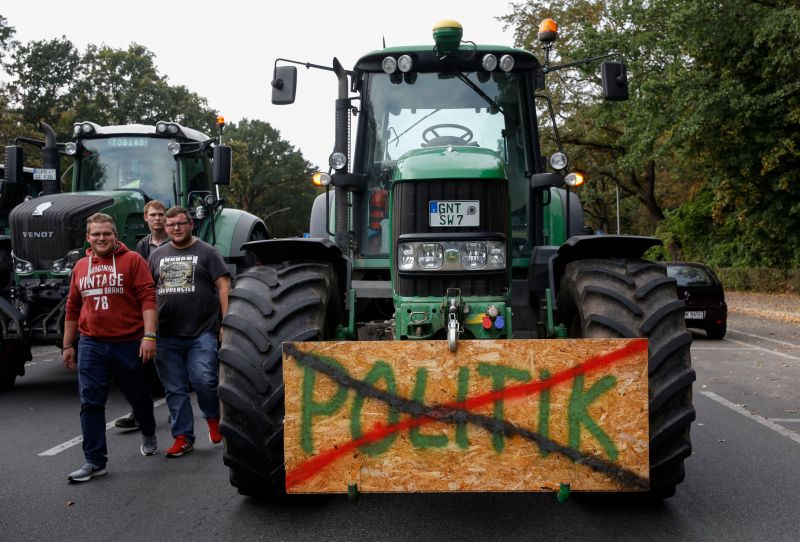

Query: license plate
429;200;480;227
685;311;705;319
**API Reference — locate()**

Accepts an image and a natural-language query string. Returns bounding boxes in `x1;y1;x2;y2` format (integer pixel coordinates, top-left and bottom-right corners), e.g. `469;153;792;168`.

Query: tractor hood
9;190;146;271
392;146;506;181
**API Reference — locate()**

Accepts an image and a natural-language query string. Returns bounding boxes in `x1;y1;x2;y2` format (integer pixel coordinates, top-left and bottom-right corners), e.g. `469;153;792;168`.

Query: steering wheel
421;123;474;147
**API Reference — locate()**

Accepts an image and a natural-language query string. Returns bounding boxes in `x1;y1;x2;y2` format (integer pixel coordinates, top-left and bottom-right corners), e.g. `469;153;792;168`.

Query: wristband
143;332;157;339
62;345;74;351
142;337;157;342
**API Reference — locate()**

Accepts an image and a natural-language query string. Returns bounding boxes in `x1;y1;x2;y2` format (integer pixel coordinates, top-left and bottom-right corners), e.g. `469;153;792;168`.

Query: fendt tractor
0;119;267;388
219;20;695;500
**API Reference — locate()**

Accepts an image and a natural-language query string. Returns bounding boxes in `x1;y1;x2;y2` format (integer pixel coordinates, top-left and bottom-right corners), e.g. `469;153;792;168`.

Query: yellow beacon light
538;18;559;44
433;19;463;56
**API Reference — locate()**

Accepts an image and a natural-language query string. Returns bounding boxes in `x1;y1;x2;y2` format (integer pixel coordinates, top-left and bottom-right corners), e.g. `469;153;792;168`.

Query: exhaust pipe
40;121;60;195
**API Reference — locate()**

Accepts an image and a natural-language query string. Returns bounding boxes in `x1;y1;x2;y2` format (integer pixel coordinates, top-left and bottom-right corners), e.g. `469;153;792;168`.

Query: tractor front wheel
218;261;340;497
558;258;696;499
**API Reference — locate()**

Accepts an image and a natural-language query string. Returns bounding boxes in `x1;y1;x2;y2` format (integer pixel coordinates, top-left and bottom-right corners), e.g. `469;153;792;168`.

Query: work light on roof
156;122;168;134
397;55;413;73
167;124;179;135
80;123;93;134
481;54;498;71
499;55;515;72
382;56;398;74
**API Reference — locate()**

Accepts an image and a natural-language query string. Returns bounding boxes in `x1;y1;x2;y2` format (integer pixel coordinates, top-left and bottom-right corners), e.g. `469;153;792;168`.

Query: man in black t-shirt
149;206;230;457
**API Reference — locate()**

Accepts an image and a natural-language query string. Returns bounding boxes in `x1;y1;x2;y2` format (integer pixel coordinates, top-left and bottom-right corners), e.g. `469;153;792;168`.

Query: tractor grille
10;194;114;269
392;179;509;297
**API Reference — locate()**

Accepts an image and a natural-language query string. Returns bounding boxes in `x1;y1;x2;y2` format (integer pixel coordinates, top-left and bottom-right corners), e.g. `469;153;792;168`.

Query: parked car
664;262;727;339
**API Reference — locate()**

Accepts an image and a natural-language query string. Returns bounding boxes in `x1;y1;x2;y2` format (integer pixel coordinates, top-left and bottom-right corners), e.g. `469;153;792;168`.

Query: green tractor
219;20;694;499
0;119;268;388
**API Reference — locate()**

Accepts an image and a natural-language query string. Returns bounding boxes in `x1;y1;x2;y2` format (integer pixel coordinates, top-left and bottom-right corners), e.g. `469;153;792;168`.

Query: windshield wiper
451;71;505;116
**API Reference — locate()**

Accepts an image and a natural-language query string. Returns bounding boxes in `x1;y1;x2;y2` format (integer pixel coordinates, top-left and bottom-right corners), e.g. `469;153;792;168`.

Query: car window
666;265;715;287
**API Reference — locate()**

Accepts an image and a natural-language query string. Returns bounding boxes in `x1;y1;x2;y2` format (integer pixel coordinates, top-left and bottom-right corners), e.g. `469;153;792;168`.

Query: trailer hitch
445;289;464;352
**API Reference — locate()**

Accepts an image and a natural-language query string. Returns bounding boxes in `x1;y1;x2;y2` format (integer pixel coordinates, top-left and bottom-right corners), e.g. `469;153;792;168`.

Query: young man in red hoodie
63;213;159;482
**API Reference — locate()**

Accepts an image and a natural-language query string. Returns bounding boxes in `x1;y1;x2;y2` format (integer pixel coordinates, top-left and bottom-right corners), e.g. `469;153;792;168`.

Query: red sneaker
165;435;193;457
207;417;222;444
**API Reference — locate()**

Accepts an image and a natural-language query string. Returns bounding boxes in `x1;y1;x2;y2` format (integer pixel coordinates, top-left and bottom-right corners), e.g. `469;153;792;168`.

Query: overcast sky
2;1;521;170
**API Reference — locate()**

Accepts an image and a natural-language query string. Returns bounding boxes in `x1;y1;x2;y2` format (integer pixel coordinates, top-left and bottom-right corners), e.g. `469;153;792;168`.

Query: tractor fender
214;208;269;258
240;237;349;302
530;235;663;309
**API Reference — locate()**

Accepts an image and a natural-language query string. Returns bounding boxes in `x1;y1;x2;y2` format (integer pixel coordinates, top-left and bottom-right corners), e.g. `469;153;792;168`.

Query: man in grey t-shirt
149;206;230;457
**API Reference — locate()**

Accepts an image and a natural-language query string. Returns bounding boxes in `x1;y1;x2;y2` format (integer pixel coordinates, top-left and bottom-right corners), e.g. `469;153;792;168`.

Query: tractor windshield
359;70;532;257
76;137;177;206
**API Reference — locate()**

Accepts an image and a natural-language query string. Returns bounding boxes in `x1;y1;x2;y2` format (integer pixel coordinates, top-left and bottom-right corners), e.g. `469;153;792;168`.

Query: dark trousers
77;336;156;468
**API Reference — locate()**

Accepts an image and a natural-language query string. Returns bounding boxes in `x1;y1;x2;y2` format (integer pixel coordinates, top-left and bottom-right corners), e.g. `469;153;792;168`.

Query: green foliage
715;267;800;294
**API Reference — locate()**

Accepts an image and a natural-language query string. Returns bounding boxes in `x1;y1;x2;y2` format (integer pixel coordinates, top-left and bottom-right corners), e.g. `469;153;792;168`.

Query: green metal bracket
546;288;555;337
557;482;570;503
347;483;359;503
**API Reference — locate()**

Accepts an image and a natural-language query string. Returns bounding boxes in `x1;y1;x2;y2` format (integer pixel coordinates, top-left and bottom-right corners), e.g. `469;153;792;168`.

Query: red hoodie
65;241;156;342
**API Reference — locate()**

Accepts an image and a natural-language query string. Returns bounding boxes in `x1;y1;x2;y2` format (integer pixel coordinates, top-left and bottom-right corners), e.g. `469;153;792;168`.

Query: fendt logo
22;231;55;238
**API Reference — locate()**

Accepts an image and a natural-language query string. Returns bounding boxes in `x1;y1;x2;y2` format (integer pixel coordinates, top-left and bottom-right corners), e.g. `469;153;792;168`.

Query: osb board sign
283;339;649;493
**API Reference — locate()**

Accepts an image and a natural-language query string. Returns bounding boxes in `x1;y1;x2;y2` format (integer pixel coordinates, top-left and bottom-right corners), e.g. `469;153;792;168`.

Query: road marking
728;328;800;350
723;337;800;361
692;347;755;351
700;391;800;445
768;418;800;423
38;398;167;457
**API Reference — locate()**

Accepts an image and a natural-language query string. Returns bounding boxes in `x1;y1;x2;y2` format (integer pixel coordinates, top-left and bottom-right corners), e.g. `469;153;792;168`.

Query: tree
222;119;317;238
3;36;81;126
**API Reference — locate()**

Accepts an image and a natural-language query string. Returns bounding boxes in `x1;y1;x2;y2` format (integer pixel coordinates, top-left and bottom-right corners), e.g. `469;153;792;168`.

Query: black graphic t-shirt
149;239;229;337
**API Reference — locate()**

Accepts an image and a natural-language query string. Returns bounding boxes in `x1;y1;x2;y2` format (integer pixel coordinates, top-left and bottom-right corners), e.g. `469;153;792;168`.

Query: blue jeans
155;332;220;442
77;337;156;468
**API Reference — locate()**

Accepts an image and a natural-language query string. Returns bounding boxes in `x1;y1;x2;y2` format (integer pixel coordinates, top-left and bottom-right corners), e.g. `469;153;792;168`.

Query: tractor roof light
538;18;559;44
433;19;463;56
156;121;185;138
397;54;414;73
565;172;585;187
312;172;332;187
382;56;398;74
481;54;498;71
499;54;515;72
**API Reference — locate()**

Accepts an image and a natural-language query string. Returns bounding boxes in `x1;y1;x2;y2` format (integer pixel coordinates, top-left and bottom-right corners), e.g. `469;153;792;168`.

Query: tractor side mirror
601;61;628;101
212;145;232;185
4;145;24;184
530;173;564;189
271;66;297;105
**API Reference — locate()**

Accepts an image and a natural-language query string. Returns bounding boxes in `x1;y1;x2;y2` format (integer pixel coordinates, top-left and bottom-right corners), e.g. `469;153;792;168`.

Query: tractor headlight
397;239;506;272
50;249;83;275
461;242;487;269
417;243;443;269
12;252;33;275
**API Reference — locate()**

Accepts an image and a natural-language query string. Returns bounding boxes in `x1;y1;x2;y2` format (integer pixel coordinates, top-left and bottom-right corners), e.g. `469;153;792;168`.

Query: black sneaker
114;413;140;431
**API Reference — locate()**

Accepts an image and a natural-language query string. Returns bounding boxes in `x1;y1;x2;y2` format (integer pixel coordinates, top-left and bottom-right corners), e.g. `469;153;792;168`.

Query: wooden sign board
283;339;649;493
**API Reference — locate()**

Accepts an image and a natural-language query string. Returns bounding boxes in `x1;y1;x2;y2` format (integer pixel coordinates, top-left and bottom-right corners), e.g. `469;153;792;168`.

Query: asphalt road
1;312;799;541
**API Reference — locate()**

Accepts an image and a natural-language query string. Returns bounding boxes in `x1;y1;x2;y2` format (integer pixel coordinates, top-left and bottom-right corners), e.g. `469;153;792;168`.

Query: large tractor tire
557;258;695;499
218;261;341;497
